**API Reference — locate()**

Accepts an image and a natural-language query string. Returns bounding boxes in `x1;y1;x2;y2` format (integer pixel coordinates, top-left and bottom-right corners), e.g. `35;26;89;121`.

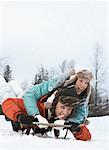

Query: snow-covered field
0;115;108;150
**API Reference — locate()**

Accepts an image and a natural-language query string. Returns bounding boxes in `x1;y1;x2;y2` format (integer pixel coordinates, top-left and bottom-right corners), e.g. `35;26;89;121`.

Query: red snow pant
2;98;28;122
73;125;91;141
2;96;47;122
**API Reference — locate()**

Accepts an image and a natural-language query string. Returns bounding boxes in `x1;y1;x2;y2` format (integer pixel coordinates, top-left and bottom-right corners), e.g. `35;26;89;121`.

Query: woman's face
75;78;89;95
55;102;73;120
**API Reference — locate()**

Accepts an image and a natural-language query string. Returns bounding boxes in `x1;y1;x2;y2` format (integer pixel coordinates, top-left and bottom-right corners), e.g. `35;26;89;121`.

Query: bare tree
59;59;75;73
67;59;75;70
92;43;108;105
48;68;58;79
33;65;49;85
89;43;109;117
59;59;67;73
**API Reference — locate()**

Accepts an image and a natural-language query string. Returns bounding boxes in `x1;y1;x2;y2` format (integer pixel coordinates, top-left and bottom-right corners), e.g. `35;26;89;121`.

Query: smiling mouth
77;88;83;94
58;114;66;120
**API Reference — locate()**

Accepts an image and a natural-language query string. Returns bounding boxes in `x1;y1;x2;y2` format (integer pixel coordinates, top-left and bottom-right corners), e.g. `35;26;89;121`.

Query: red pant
2;98;27;121
73;125;91;141
2;96;47;121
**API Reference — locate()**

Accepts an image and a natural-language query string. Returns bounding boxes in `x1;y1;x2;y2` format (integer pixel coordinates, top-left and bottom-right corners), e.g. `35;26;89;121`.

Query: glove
17;114;48;135
17;114;33;125
64;121;80;132
32;115;49;129
16;114;34;135
53;119;65;130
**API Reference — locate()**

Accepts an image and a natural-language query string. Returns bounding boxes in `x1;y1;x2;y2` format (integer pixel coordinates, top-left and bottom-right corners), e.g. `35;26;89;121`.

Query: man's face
55;102;73;120
75;78;89;94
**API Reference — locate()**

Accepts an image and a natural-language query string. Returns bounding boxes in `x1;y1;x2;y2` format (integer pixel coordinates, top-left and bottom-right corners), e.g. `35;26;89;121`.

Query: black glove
11;120;21;132
17;114;49;135
17;114;34;125
65;121;81;132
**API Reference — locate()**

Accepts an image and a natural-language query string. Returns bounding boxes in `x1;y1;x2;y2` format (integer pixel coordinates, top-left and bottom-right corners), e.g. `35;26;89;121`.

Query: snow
0;116;108;150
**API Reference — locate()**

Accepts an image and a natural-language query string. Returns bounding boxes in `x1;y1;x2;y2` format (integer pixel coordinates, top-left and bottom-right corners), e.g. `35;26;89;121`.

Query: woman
44;69;93;124
42;69;93;141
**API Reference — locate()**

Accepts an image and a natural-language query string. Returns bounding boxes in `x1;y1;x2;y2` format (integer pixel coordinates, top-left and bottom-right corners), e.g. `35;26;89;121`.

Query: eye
60;105;65;109
85;81;88;85
79;79;83;82
67;108;72;111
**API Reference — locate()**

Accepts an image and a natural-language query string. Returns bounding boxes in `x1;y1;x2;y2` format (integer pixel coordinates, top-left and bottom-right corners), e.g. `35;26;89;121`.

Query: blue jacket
68;103;89;124
23;73;69;115
23;74;89;124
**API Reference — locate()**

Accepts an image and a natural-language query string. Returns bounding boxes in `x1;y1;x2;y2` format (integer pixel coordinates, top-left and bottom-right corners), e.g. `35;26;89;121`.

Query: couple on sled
1;69;93;141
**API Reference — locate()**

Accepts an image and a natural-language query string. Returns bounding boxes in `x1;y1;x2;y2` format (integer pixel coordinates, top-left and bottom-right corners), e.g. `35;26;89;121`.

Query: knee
73;126;91;141
2;98;21;121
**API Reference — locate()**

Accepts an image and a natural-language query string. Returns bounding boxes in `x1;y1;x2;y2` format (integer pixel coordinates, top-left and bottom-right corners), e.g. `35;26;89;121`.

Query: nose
80;85;84;90
80;83;86;90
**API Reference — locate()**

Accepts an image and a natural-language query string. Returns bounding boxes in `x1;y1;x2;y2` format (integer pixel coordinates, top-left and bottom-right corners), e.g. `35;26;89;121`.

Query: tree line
0;43;109;117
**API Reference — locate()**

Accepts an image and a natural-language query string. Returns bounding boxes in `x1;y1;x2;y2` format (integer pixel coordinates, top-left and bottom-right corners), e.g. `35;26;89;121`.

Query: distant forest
0;43;109;116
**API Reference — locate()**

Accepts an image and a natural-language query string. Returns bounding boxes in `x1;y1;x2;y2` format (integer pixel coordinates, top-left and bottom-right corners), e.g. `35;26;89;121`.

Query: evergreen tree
3;65;13;82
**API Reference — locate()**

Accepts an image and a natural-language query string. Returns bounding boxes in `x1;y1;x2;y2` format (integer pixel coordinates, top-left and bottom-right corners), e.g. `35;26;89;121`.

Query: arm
68;88;92;125
68;103;89;124
23;73;70;116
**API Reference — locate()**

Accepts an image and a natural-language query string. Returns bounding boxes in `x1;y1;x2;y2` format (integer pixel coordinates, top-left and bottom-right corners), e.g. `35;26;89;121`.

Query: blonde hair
77;69;93;81
64;69;93;87
63;69;93;99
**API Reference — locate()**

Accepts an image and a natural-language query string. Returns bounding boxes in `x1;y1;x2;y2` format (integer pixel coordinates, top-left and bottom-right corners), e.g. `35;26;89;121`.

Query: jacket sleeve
23;73;70;116
68;87;92;125
68;102;89;124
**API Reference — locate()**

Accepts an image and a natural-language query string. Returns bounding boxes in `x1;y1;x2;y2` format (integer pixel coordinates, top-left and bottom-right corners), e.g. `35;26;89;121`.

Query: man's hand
17;114;33;125
65;121;80;132
17;114;48;135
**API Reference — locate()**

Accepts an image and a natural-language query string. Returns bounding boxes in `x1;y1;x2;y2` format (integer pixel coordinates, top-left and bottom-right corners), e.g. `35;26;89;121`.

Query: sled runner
18;119;89;139
32;119;90;128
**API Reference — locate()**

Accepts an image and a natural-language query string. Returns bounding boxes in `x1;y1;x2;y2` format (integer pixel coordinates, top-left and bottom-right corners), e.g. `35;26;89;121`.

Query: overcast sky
0;0;108;83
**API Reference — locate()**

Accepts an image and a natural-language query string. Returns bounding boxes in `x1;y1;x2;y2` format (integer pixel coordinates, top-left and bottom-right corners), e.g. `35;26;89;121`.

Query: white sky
0;0;108;83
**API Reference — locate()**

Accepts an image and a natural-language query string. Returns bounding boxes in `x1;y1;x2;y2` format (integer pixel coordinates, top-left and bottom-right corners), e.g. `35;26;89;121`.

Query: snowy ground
0;116;109;150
